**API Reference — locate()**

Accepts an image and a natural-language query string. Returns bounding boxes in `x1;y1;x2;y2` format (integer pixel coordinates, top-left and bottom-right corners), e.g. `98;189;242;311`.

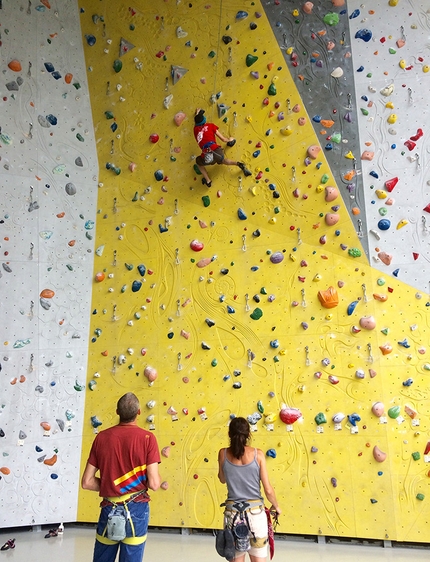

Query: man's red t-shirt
87;424;160;498
194;122;220;151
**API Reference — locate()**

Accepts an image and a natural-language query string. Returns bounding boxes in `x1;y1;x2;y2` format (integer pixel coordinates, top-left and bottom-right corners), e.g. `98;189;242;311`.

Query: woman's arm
258;449;282;514
217;448;226;483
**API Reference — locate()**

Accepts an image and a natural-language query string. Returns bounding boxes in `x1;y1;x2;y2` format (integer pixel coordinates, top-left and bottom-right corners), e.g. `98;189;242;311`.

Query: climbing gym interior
1;0;430;547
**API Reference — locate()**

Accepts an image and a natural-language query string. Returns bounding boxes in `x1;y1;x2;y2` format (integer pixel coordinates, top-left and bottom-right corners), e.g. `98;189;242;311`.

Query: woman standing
217;417;281;562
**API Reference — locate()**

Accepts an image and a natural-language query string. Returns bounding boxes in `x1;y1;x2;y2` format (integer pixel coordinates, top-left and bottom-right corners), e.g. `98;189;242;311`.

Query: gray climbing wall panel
0;0;98;527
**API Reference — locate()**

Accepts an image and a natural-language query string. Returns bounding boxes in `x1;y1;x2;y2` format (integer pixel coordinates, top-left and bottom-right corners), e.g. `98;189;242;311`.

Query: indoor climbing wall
76;0;430;543
1;0;430;545
0;2;98;526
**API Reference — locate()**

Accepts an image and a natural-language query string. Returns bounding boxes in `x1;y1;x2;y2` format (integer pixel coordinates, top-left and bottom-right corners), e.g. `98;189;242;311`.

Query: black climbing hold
222;35;232;44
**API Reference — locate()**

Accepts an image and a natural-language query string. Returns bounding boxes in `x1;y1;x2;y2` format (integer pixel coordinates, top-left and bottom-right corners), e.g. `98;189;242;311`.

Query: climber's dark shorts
196;147;225;166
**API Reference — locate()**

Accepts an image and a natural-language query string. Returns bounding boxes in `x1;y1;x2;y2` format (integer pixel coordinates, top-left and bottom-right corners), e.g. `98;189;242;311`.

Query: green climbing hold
208;51;216;58
321;174;329;184
125;263;134;271
268;83;276;96
202;195;210;207
250;307;263;320
348;248;362;258
257;400;264;414
246;54;258;67
323;12;339;26
194;164;202;175
132;192;139;202
361;108;369;116
389;48;396;54
412;451;421;461
260;287;267;295
416;493;425;501
76;133;84;142
331;133;341;144
315;412;327;425
381;328;389;335
113;59;122;73
388;405;400;419
211;359;218;367
105;111;114;119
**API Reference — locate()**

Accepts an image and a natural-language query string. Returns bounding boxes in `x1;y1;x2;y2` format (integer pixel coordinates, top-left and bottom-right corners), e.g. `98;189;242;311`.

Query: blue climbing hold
132;280;142;292
266;449;277;458
227;305;235;314
270;340;279;348
236;10;248;20
361;95;368;101
357;66;364;72
377;219;391;231
347;413;361;426
159;224;168;233
370;171;379;178
349;9;360;19
325;143;333;151
312;115;322;123
237;208;247;220
392;268;399;277
85;34;97;46
347;301;358;315
253;150;260;158
154;169;163;181
44;62;55;73
137;264;146;277
355;29;372;42
46;114;58;126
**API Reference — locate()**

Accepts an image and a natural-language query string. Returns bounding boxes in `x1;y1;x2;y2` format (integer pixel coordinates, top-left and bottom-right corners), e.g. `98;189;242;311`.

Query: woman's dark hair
228;417;250;459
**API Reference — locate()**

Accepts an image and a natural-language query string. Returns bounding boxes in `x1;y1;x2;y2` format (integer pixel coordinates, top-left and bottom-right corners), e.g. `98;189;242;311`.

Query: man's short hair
117;392;140;423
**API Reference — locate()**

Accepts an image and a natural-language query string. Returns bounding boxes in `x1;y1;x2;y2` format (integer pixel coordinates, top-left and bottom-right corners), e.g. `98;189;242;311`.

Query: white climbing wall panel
0;0;98;526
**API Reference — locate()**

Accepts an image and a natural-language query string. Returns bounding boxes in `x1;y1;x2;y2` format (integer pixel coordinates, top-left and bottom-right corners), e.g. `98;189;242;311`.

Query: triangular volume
171;65;188;85
119;37;135;57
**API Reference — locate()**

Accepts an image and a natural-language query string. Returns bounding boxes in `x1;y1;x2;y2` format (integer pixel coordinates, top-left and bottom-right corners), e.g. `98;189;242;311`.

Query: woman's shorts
224;505;268;559
196;147;225;166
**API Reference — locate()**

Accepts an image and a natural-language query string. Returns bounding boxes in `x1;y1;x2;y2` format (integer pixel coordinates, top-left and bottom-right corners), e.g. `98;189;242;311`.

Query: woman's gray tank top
222;448;263;502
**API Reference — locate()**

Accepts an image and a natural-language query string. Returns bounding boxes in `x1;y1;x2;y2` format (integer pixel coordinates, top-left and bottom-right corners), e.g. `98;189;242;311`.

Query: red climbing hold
410;128;423;141
385;177;398;192
413;253;419;260
404;139;416;151
423;203;430;213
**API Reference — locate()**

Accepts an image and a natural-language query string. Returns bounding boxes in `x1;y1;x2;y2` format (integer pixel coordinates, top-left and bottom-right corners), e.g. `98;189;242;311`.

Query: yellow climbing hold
345;150;355;159
292;9;299;17
286;47;294;55
399;59;406;69
268;217;277;224
389;0;399;5
423;65;430;73
246;115;252;123
397;219;408;229
375;190;387;199
387;114;397;124
281;126;292;136
249;186;257;196
385;101;394;109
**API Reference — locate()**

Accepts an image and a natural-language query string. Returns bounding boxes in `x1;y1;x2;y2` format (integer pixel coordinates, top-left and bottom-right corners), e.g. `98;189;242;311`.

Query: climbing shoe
226;139;236;147
237;162;252;177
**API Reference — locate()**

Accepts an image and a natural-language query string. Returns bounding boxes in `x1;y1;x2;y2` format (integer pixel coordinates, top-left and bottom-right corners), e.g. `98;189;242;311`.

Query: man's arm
215;130;235;144
81;461;101;492
146;462;161;491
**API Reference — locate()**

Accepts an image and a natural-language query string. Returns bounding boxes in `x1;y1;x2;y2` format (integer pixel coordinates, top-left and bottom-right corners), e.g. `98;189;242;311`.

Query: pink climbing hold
404;139;416;151
410;128;423;141
174;112;186;126
384;177;398;192
361;151;374;161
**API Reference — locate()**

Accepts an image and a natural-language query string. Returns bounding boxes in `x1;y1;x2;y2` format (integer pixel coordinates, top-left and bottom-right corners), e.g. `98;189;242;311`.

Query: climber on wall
193;108;252;187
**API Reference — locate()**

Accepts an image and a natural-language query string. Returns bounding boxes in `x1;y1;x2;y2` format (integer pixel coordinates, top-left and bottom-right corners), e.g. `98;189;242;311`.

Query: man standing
82;392;161;562
193;108;251;187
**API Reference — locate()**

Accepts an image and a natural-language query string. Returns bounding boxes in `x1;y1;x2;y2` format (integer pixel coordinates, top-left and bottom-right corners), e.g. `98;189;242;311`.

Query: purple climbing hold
355;29;372;42
344;111;352;123
270;252;284;264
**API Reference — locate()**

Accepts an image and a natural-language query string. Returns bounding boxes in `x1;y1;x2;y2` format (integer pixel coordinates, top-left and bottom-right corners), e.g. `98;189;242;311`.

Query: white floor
0;526;429;562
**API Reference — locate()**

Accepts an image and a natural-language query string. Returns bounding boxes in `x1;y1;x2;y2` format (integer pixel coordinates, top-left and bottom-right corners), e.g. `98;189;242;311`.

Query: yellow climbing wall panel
77;0;430;542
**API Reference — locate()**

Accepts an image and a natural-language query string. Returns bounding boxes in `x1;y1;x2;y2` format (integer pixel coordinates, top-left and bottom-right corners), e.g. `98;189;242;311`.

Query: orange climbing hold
41;0;51;7
95;272;105;282
40;422;51;431
43;454;57;466
0;467;11;475
8;59;22;72
320;119;334;128
40;289;55;299
317;286;339;308
65;73;73;84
